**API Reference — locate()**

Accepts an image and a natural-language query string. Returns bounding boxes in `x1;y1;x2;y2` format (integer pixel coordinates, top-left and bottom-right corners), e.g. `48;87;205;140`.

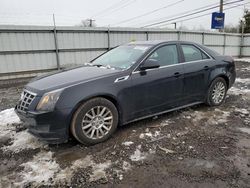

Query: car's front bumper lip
14;107;72;144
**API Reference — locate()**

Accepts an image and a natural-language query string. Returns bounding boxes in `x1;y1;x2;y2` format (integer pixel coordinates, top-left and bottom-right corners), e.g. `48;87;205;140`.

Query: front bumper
15;107;72;144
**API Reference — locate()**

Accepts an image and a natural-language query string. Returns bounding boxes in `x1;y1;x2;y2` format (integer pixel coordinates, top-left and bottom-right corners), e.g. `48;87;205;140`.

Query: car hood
26;65;120;92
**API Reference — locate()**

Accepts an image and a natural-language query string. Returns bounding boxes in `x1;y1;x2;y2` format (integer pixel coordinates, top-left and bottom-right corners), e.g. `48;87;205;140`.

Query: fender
65;92;124;130
207;66;229;90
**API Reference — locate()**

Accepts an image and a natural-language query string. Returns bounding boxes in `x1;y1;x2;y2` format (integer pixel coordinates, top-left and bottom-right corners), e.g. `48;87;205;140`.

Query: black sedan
15;40;236;145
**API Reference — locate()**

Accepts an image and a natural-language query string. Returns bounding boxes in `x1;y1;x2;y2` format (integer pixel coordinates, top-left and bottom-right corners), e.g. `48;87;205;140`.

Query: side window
181;44;209;62
148;45;178;66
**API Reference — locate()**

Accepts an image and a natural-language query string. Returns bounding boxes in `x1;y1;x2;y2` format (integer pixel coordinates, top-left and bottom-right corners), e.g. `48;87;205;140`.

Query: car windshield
92;45;150;70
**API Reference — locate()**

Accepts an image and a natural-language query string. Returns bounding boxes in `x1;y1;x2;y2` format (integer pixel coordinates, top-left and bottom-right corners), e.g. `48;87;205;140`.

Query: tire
206;77;227;106
70;97;118;145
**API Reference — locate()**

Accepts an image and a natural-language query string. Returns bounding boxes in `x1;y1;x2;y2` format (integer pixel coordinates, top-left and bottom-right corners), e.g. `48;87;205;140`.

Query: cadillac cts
15;41;236;145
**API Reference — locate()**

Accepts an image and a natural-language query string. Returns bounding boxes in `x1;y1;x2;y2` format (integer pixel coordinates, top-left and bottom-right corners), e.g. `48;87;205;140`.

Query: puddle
54;148;88;165
186;159;215;169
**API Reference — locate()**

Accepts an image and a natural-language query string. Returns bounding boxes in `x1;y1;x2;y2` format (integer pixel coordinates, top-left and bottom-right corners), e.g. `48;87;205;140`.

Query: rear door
180;44;215;103
128;44;184;120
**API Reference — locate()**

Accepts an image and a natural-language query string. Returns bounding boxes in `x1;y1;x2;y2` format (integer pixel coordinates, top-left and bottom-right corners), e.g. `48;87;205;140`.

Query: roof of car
128;40;195;46
127;40;220;58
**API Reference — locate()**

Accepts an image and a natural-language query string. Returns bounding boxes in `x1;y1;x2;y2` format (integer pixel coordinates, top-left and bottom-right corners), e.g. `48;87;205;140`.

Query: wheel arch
209;74;229;89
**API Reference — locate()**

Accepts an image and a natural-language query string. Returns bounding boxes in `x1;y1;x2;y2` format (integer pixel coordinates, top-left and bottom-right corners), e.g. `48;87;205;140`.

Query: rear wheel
71;97;118;145
206;77;227;106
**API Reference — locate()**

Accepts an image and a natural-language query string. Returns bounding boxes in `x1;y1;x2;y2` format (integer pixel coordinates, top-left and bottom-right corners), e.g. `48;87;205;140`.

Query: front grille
17;90;36;112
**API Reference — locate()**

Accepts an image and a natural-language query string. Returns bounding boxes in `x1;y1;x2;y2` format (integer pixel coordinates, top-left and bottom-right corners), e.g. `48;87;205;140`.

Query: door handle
203;66;209;70
174;72;181;77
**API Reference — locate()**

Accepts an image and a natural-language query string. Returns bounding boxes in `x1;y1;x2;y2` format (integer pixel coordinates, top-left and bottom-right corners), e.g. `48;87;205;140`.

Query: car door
128;44;184;120
180;44;215;103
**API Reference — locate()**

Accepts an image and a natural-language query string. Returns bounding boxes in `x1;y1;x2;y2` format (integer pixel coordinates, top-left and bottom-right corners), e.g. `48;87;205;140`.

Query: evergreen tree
240;9;250;33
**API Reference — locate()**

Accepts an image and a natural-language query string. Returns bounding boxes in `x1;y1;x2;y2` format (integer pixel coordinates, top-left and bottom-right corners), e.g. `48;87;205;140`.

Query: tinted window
148;45;178;66
181;45;209;62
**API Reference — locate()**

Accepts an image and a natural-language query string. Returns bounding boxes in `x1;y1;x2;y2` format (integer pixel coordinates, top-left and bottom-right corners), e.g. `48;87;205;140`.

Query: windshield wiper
91;64;120;70
92;64;103;67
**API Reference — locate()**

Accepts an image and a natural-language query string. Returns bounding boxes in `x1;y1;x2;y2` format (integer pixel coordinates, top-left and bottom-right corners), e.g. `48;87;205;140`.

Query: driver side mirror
140;59;160;71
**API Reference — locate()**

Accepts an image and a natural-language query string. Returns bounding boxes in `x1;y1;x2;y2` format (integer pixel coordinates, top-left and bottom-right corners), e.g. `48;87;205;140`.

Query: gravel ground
0;61;250;188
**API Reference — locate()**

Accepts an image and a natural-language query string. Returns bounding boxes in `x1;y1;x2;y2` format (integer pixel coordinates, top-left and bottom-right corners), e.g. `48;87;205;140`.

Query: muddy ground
0;61;250;188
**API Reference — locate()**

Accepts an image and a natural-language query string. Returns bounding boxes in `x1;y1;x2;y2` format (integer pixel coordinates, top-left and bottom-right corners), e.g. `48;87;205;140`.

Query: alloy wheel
81;106;113;139
211;81;226;104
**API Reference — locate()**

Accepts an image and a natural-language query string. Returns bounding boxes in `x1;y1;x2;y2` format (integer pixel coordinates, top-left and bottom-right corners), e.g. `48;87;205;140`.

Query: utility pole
219;0;223;32
87;19;95;27
90;19;93;27
219;0;223;13
173;22;177;29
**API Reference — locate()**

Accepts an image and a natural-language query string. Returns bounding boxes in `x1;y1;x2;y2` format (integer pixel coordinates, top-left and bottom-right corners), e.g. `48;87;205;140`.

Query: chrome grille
17;90;36;112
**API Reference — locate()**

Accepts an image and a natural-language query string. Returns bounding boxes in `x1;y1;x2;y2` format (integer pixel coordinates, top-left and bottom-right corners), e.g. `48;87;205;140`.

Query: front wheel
71;97;118;145
206;77;227;106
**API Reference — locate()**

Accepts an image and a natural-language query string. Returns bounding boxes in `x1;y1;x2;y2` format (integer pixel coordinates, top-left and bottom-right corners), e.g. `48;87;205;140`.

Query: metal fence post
107;28;111;50
239;33;244;58
53;28;60;70
223;34;226;55
53;14;60;70
146;31;149;41
202;32;205;45
239;19;245;58
177;31;181;41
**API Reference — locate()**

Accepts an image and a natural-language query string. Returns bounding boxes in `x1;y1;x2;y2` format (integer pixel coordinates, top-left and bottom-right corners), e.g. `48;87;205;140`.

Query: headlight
36;89;63;112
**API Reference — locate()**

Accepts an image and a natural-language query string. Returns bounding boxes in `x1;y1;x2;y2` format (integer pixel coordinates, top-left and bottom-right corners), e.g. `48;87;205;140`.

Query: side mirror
140;59;160;71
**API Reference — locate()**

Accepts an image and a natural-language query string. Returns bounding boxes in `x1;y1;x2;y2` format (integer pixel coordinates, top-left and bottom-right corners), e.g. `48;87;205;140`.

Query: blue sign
211;12;225;29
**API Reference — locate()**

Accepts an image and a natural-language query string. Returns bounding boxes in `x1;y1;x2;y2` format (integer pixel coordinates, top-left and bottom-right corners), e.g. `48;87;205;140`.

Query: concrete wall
0;25;249;80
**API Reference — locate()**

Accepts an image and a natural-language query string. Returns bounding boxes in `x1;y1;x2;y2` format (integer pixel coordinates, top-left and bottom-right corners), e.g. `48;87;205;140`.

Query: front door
128;44;184;120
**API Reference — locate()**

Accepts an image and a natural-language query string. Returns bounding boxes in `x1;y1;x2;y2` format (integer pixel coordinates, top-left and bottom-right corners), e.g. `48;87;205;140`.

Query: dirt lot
0;61;250;188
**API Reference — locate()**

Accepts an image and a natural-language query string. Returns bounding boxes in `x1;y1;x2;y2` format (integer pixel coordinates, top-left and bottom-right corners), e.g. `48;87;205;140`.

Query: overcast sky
0;0;249;30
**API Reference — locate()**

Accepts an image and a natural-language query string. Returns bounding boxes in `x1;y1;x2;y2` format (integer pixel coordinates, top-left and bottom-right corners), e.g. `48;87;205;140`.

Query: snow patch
0;108;21;137
139;130;161;140
17;151;59;186
122;141;134;146
235;108;249;115
241;67;250;71
235;78;250;84
160;119;173;126
234;58;250;63
192;109;230;125
0;108;20;126
130;145;147;161
122;161;131;171
54;155;111;183
2;130;45;152
0;108;45;152
90;161;111;182
228;87;250;95
239;127;250;135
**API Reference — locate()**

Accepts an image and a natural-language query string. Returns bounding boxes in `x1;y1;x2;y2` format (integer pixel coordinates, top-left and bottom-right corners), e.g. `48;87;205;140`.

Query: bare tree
224;24;239;33
78;19;96;27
